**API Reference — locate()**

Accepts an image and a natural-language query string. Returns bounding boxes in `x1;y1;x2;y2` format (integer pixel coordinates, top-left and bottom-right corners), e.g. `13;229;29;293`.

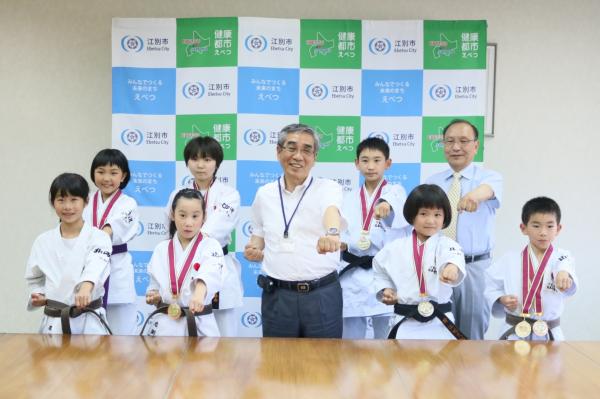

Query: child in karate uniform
485;196;577;341
340;137;408;339
26;173;112;334
374;184;467;339
83;149;139;335
165;136;241;336
143;189;223;336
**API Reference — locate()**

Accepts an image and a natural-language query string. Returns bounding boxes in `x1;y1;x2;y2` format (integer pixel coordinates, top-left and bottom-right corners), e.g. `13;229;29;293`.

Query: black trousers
261;280;343;338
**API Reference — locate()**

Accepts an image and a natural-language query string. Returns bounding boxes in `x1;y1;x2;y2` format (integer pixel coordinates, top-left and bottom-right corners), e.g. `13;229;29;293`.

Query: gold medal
167;297;182;319
532;320;549;337
417;301;434;317
515;320;532;338
356;230;371;251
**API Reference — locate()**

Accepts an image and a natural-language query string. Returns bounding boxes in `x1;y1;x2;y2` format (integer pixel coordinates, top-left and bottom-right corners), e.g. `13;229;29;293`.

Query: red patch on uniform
193;262;201;271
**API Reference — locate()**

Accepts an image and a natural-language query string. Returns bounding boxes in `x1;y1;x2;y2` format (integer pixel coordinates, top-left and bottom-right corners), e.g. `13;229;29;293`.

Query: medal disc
532;320;549;337
515;320;532;338
357;232;371;251
167;302;182;319
417;301;434;317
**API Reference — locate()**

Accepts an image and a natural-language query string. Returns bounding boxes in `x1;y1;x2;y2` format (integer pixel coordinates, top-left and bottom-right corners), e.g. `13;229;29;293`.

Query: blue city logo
120;35;144;53
368;38;391;55
368;131;390;143
305;83;329;100
244;35;268;52
182;82;205;99
243;128;266;146
241;311;262;328
136;221;145;237
120;129;144;146
429;84;452;101
241;221;254;238
181;175;194;187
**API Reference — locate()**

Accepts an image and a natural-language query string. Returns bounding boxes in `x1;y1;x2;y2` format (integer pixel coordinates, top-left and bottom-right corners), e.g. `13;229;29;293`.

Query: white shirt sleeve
555;249;577;297
379;183;408;229
24;236;46;310
79;231;112;293
250;186;265;238
484;254;510;318
373;245;397;296
192;238;225;304
437;237;466;287
105;195;139;245
201;187;240;245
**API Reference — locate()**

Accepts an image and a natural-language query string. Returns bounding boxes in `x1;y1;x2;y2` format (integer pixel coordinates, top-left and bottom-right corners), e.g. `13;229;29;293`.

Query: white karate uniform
484;247;578;341
340;182;409;339
83;190;139;335
165;180;242;336
25;222;112;334
373;231;466;339
144;234;224;337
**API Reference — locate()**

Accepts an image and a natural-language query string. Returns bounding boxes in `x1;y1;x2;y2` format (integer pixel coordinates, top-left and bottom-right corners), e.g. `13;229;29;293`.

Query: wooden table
1;334;599;398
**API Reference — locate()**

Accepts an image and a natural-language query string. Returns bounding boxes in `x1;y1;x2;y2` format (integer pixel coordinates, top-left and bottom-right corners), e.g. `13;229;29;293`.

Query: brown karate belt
139;301;213;337
43;298;112;335
500;313;560;341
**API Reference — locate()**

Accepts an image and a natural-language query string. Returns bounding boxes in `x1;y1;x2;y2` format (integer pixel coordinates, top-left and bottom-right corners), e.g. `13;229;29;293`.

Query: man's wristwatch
325;227;340;236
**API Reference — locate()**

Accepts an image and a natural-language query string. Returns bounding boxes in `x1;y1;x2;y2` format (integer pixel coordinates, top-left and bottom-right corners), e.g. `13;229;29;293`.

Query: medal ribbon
278;176;314;238
92;190;122;228
193;177;215;209
360;180;388;231
168;233;203;296
412;230;427;296
521;244;553;315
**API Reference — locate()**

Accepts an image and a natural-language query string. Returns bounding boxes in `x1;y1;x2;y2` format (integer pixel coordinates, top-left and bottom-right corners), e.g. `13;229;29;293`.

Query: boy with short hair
485;196;577;341
339;137;409;339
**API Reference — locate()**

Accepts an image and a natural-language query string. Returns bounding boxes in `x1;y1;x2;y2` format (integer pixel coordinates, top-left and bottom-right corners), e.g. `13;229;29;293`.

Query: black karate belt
139;301;213;337
111;243;128;255
387;301;468;340
258;271;339;294
44;298;112;335
339;251;374;277
500;313;560;341
464;252;490;263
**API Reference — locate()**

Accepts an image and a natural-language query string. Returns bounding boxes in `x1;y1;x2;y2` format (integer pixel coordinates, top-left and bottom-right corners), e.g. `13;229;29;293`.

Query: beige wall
2;0;599;338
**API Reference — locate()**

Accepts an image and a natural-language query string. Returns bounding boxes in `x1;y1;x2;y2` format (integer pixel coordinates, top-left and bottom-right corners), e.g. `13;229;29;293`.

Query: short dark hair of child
183;136;224;173
49;173;89;204
442;119;480;140
169;188;206;238
90;148;131;189
521;196;561;225
356;137;390;159
403;184;452;228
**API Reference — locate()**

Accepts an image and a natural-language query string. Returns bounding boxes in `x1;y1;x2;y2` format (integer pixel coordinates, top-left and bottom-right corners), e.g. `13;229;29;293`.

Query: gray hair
277;123;320;152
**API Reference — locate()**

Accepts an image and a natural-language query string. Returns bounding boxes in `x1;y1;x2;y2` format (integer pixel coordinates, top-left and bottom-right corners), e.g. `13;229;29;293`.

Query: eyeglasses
442;139;476;148
280;144;315;156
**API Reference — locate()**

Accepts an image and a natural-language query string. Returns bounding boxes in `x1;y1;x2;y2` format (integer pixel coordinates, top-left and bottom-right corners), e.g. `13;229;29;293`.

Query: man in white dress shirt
244;123;346;338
